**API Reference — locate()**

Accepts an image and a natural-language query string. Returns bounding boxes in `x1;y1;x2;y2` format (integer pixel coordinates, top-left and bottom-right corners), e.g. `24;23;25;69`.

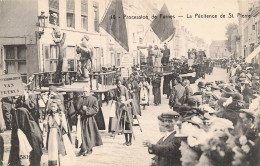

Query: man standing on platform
143;111;182;166
161;43;170;66
77;86;103;156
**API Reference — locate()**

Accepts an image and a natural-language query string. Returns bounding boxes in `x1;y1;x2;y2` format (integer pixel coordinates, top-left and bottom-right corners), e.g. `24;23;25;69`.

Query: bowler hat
198;81;205;88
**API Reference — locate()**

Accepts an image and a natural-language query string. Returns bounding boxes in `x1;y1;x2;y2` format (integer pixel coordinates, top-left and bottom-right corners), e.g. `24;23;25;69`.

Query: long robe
64;94;77;129
93;93;106;130
152;77;161;105
131;80;141;116
108;85;129;132
0;101;6;132
163;75;172;97
8;107;43;166
77;95;103;151
46;112;67;166
0;135;3;166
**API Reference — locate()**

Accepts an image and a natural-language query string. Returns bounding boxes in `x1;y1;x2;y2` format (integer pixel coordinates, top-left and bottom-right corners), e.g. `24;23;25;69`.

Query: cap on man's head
160;111;180;119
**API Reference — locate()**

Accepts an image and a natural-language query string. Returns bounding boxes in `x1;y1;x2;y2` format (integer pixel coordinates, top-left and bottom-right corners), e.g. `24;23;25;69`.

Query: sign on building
121;53;133;78
0;73;24;98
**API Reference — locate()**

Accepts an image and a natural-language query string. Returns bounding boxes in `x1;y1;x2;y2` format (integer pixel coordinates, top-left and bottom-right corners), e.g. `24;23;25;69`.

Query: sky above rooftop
162;0;239;44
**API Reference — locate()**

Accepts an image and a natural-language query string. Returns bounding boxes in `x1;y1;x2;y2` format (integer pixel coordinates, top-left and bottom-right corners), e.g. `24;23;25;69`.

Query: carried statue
76;35;93;81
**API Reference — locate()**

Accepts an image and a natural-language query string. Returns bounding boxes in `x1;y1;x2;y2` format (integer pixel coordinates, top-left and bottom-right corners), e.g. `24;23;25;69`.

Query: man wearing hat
194;81;205;96
76;86;103;156
143;111;182;166
169;76;185;111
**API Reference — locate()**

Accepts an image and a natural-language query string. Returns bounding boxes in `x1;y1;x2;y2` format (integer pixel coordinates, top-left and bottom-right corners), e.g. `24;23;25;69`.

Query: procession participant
163;74;172;99
0;134;3;166
161;43;170;66
108;78;129;135
9;99;43;166
153;45;162;72
92;92;106;130
24;93;40;125
169;76;185;111
130;75;141;116
143;111;182;166
0;99;6;132
139;76;149;110
1;96;14;130
45;101;75;166
64;92;76;131
183;79;193;104
115;78;134;146
152;73;162;106
77;86;103;156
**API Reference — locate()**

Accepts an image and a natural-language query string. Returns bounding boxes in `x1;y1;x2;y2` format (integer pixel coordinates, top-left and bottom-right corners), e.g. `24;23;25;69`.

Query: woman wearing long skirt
139;77;149;110
46;101;75;166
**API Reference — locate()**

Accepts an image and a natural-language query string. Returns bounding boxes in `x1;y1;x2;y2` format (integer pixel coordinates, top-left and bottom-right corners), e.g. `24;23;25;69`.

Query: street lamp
36;11;48;39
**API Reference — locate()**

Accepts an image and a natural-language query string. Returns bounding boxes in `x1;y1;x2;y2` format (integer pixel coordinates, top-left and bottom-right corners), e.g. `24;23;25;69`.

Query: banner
100;0;129;52
150;4;175;42
0;73;24;98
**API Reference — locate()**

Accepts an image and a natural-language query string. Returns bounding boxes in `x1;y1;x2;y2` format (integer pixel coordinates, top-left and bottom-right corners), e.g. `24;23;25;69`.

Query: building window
81;0;88;30
66;46;76;71
49;0;59;25
67;0;75;28
5;45;27;83
93;1;99;32
50;45;58;72
244;26;248;42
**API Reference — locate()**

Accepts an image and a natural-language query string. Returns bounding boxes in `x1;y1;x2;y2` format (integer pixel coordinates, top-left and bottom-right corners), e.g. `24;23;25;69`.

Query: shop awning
245;45;260;63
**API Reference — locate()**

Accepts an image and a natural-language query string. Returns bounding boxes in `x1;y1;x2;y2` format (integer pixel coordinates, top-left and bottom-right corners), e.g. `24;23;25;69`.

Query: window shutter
49;0;59;12
81;0;88;16
67;0;75;13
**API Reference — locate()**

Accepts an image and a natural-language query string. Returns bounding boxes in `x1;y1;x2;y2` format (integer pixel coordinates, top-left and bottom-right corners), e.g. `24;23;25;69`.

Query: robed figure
161;44;170;66
8;107;43;166
76;87;103;156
